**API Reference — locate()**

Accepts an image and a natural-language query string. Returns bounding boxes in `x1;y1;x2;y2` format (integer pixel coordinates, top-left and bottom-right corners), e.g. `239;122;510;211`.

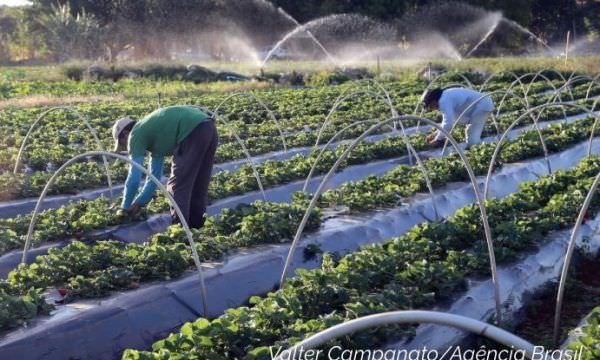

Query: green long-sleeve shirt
122;105;209;209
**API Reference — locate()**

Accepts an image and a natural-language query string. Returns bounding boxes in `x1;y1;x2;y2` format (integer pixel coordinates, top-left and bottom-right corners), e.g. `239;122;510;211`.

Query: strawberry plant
568;307;600;360
1;73;591;200
123;158;600;359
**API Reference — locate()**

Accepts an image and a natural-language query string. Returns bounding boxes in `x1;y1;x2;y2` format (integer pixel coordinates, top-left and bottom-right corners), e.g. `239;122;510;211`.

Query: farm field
0;58;599;360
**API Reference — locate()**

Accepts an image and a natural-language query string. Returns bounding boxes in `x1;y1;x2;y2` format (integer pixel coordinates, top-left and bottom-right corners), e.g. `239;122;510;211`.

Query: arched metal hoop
280;115;502;324
484;102;600;200
213;92;288;152
479;71;525;93
314;90;396;148
302;118;441;220
553;170;600;346
13;106;114;197
210;112;267;200
440;90;550;175
523;70;573;102
274;311;536;360
584;74;600;101
302;119;395;192
492;72;562;121
585;97;600;157
21;151;209;316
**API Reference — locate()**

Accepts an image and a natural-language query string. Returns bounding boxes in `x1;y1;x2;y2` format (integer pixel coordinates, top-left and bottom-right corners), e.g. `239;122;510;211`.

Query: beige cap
112;117;135;152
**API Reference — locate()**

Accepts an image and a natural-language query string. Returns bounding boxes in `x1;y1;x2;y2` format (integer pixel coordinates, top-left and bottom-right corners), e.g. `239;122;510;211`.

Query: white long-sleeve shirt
434;87;495;140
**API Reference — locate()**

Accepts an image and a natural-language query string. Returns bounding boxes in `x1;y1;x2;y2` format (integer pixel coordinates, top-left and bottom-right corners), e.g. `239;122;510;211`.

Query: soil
514;253;600;348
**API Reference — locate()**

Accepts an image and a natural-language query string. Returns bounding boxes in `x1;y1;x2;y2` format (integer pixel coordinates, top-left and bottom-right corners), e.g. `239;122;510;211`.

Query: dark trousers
168;120;218;229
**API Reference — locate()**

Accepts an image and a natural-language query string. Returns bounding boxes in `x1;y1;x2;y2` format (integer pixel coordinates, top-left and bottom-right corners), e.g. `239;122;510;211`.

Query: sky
0;0;31;6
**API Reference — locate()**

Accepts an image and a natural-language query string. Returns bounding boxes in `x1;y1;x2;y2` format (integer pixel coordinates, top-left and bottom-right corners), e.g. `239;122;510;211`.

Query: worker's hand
427;134;445;147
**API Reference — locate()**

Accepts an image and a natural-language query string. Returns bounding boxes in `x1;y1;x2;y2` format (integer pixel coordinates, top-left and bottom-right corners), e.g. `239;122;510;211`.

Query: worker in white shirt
421;87;495;148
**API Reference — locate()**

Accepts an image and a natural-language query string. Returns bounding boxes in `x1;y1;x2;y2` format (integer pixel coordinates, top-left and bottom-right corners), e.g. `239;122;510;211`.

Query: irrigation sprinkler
564;31;570;65
274;311;536;360
280;115;503;324
13;106;114;197
302;118;441;220
484;102;600;200
553;169;600;346
20;150;210;317
213;92;288;152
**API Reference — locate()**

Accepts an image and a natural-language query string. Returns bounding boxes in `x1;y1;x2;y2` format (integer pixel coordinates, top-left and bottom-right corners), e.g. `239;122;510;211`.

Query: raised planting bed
0;105;600;268
2;91;596;219
394;218;600;352
1;146;600;359
510;253;600;348
119;156;600;359
0;76;588;204
564;306;600;359
0;113;600;296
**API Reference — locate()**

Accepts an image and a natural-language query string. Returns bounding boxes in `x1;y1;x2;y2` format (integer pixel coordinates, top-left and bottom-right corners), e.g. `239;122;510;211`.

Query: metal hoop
21;151;209;316
13;106;114;197
274;311;536;360
280;115;502;323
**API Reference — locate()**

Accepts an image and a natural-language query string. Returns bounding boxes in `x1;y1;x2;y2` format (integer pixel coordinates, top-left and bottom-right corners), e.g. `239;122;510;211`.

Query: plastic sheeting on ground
1;138;599;359
391;213;600;352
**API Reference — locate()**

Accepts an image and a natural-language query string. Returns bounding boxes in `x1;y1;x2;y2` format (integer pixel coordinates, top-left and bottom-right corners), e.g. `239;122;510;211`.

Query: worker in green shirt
112;105;218;229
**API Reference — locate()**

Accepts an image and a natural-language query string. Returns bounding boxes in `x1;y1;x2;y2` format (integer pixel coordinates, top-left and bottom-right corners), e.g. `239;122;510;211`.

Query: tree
0;8;17;63
37;3;106;61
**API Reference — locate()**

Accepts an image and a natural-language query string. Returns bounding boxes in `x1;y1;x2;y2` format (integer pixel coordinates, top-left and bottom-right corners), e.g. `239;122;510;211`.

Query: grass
1;56;598;83
0;94;125;110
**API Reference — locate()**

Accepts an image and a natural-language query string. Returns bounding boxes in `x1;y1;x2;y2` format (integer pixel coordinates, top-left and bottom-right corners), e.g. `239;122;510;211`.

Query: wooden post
565;31;570;66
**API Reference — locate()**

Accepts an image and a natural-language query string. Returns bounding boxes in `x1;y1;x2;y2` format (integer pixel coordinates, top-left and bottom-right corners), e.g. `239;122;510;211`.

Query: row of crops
2;71;595;200
0;69;598;359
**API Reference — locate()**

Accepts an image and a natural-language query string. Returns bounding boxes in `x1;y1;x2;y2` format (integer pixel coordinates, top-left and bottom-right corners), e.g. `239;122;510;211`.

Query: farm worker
421;87;495;148
112;105;218;229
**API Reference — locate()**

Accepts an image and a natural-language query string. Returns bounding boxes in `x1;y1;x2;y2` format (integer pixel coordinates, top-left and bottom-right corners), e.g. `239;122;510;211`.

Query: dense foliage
2;113;596;260
568;307;600;360
1;73;593;201
0;113;597;333
122;157;600;359
0;70;597;357
0;0;597;62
